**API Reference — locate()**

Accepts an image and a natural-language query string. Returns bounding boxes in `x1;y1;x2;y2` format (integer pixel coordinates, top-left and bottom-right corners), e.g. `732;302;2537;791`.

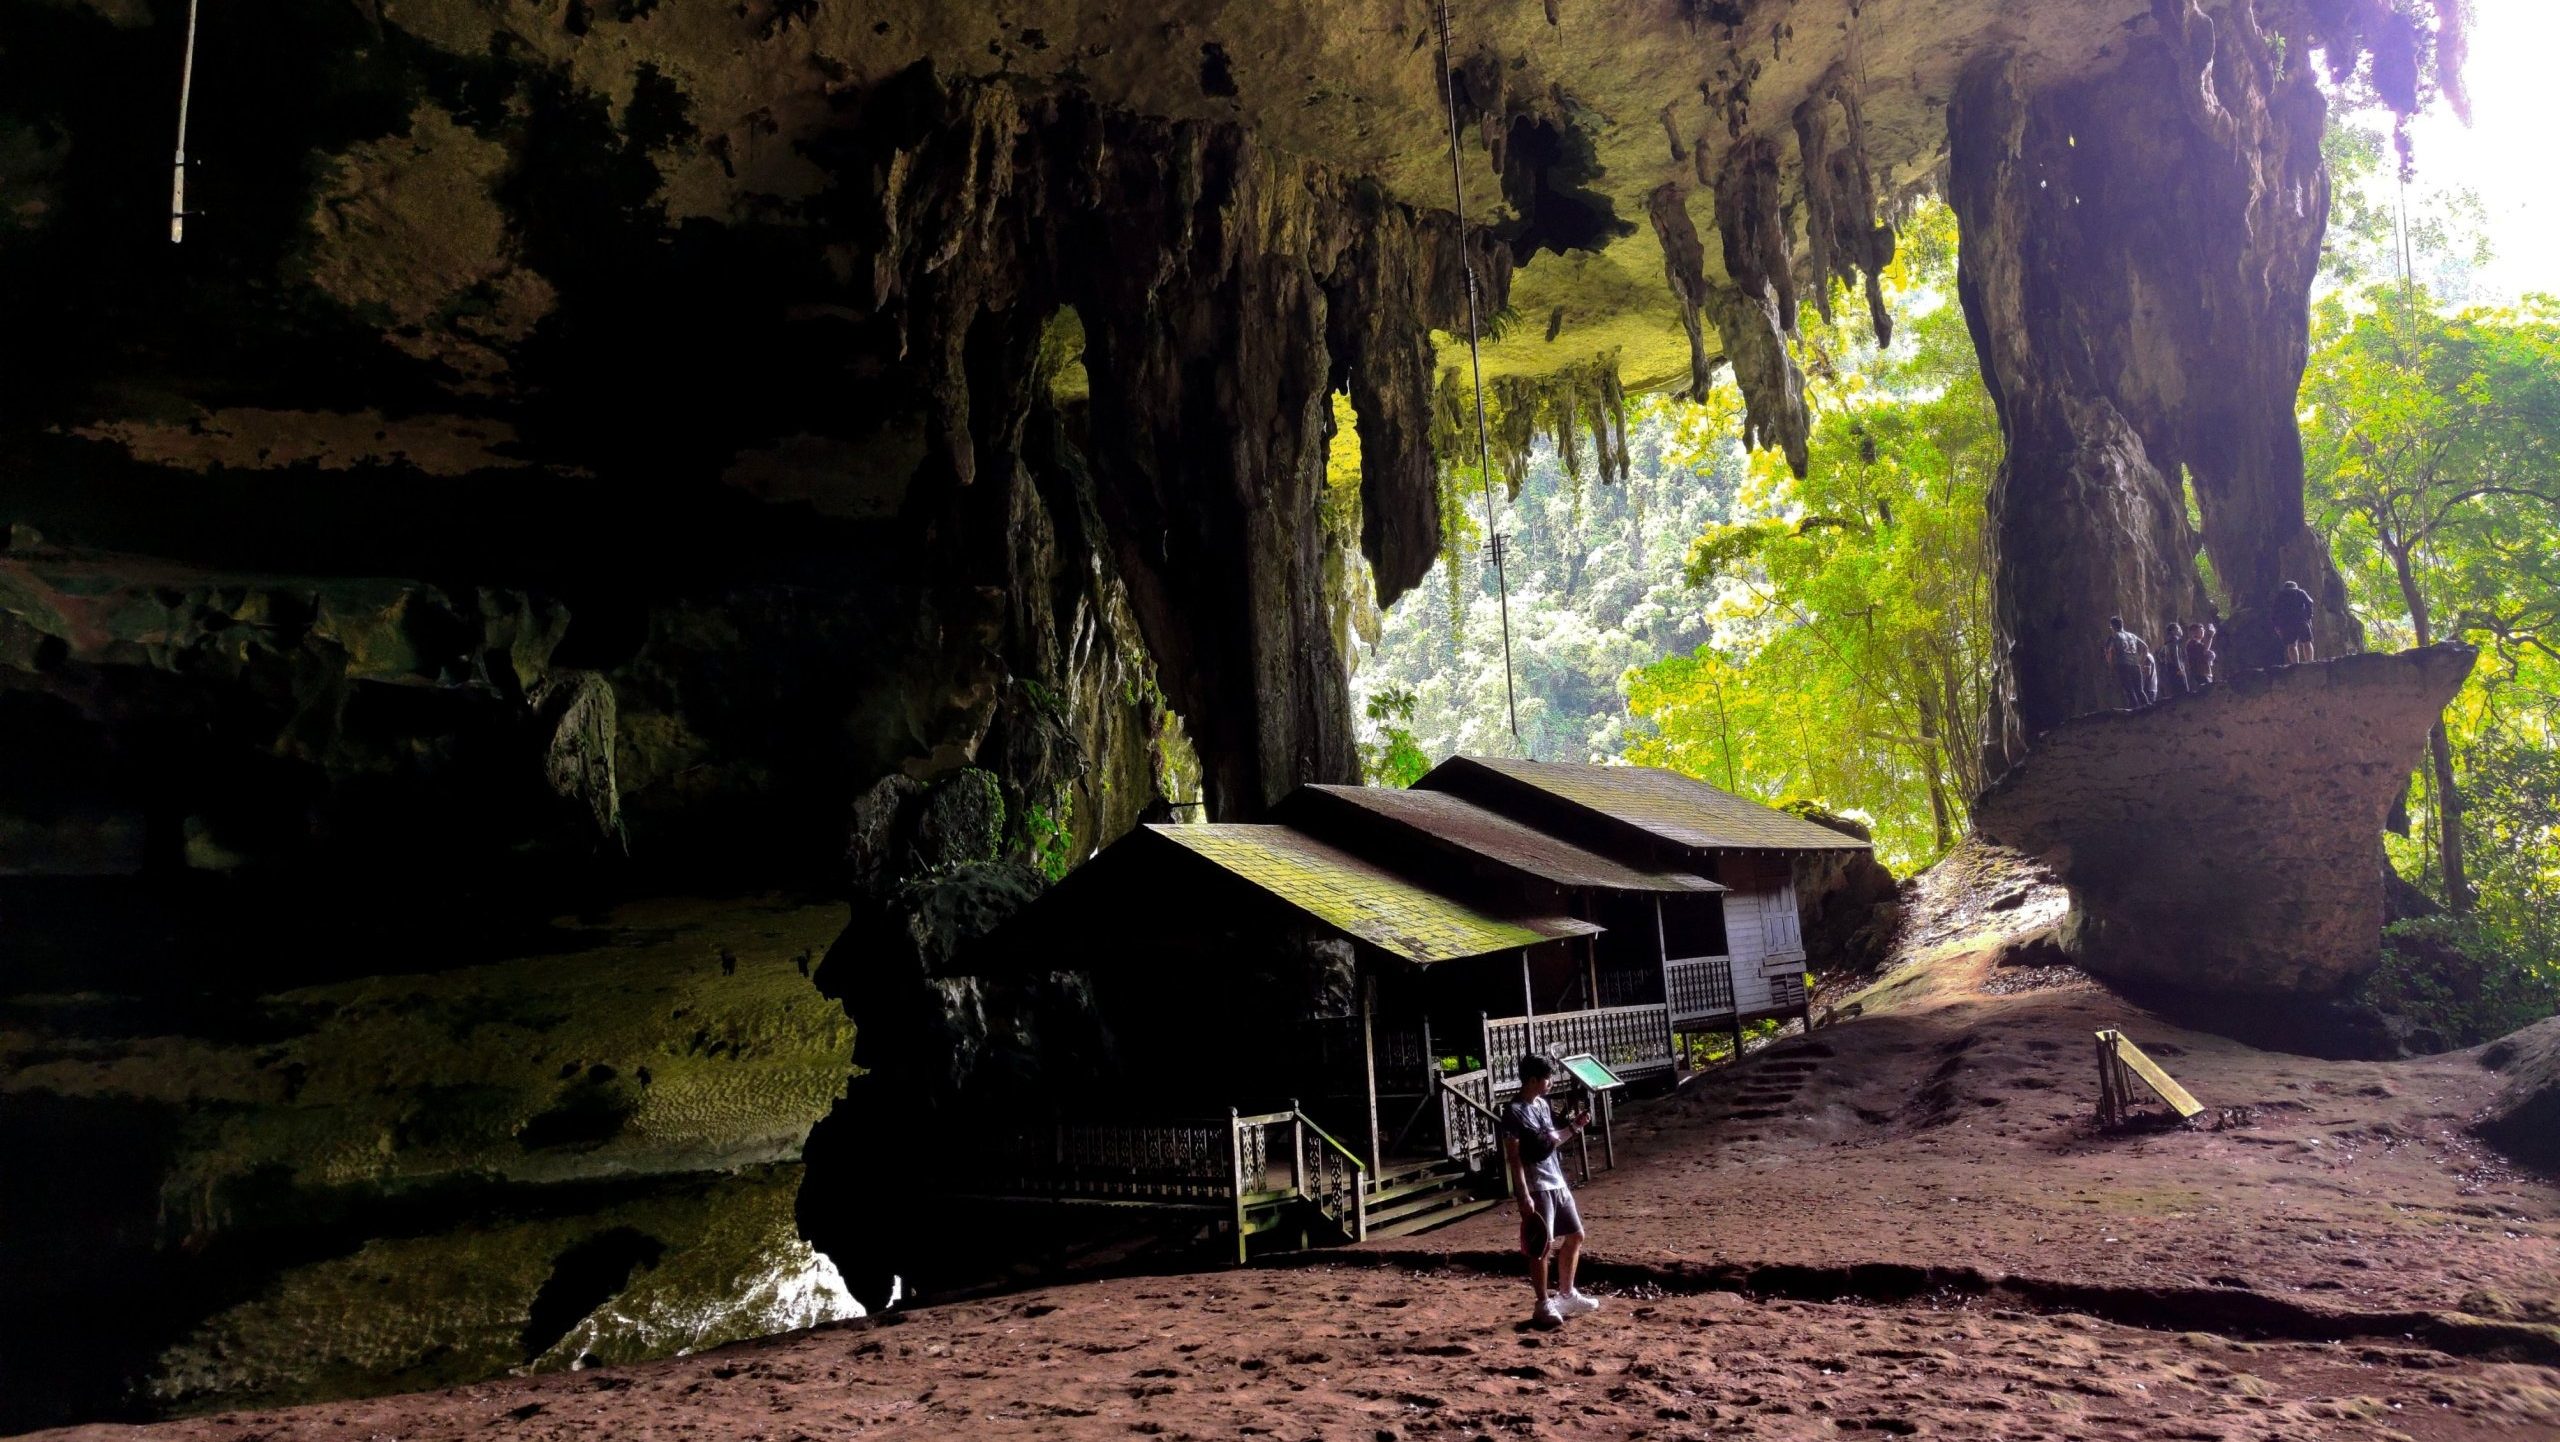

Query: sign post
1558;1052;1627;1178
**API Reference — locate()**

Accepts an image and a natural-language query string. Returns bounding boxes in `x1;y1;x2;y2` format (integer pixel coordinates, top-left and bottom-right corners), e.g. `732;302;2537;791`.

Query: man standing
2101;615;2151;711
1501;1054;1600;1328
2274;580;2318;664
2183;619;2217;688
2160;622;2192;700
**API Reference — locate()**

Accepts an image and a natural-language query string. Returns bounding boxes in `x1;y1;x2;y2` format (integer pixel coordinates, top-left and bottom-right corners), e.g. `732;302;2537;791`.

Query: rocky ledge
1971;645;2476;998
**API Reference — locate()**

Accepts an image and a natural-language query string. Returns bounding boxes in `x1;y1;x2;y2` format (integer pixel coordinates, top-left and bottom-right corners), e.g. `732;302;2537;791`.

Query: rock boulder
1972;646;2475;996
2476;1018;2560;1173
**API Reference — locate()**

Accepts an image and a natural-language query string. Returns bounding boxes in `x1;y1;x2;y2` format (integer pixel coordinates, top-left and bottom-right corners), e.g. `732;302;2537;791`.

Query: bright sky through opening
2380;0;2560;299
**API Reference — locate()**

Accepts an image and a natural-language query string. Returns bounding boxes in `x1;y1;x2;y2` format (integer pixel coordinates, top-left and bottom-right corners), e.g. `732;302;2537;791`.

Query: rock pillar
1949;1;2353;772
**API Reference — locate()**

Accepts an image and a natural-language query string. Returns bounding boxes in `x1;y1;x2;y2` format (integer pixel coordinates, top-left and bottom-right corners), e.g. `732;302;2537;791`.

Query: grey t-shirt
1500;1094;1571;1193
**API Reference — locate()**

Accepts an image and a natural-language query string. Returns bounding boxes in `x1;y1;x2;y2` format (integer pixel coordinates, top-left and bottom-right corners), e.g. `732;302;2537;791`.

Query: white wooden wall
1718;881;1804;1017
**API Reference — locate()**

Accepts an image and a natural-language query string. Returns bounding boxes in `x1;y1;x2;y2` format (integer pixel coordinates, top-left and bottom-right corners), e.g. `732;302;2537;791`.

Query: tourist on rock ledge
2184;617;2218;688
2161;622;2193;700
2102;615;2152;711
1502;1054;1600;1329
2274;580;2318;664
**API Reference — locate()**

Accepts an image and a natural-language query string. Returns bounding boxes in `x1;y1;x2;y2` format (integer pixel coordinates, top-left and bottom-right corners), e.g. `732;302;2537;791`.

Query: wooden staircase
1361;1158;1501;1239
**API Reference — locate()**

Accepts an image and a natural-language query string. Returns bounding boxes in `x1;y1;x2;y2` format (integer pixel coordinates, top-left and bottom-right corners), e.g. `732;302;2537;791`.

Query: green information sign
1558;1053;1625;1093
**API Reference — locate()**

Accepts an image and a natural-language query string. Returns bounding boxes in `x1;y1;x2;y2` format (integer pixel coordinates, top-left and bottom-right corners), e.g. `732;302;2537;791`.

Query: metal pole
1434;0;1520;746
171;0;203;242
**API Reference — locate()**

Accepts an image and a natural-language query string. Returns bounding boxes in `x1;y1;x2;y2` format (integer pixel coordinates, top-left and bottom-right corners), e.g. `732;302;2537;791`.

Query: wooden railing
1593;967;1660;1009
1666;955;1737;1025
1309;1017;1435;1090
978;1107;1364;1260
1436;1066;1504;1162
981;1118;1245;1205
1484;1003;1676;1089
1259;1105;1367;1245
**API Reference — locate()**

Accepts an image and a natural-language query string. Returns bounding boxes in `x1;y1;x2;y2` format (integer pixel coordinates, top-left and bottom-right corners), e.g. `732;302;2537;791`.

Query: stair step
1369;1195;1503;1239
1365;1185;1478;1229
1370;1160;1461;1190
1366;1171;1470;1207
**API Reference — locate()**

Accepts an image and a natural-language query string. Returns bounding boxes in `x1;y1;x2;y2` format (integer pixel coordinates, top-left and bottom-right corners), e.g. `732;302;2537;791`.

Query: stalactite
1645;182;1722;405
1792;69;1898;345
1433;352;1629;508
854;67;1511;818
1553;381;1583;491
1707;136;1811;476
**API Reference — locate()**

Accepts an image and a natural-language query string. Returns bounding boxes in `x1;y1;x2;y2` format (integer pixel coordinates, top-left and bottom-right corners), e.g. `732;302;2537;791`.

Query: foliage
1352;395;1745;769
2360;915;2560;1050
1352;202;1993;871
1357;685;1432;789
1624;202;1997;868
2319;116;2493;301
1024;791;1076;883
2303;176;2560;1031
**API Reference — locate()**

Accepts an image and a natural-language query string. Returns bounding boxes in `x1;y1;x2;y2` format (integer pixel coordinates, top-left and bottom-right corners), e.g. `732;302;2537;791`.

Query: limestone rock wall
1950;1;2360;763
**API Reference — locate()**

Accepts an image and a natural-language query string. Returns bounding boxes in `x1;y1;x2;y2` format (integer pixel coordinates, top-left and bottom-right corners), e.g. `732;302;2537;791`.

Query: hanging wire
171;0;202;242
1433;0;1522;749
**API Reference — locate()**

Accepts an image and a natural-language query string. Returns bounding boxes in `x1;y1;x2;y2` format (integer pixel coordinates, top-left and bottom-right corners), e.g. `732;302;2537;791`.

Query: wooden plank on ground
2095;1029;2204;1119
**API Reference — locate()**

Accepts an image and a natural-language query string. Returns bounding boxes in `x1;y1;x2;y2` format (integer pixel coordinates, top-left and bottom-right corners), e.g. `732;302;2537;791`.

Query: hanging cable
1433;0;1522;749
171;0;202;243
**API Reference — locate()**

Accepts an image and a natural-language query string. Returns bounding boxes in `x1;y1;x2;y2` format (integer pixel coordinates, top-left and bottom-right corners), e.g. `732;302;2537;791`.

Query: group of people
2100;579;2320;712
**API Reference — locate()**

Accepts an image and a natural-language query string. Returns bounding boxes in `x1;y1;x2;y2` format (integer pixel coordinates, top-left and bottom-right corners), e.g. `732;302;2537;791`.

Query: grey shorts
1518;1186;1583;1255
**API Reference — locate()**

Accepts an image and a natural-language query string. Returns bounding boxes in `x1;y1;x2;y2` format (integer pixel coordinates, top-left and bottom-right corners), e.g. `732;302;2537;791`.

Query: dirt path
32;944;2560;1440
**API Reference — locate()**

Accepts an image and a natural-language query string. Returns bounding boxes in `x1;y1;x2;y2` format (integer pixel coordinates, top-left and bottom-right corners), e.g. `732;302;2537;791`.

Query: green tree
1357;685;1432;788
1624;203;1998;866
2302;286;2560;912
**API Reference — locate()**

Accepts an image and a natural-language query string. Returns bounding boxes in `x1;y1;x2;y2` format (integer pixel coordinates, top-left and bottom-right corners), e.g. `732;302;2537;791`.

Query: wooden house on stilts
957;757;1873;1255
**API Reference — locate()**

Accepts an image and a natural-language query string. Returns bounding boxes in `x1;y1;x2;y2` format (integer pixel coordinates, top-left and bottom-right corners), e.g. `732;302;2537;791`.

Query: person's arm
1504;1134;1533;1213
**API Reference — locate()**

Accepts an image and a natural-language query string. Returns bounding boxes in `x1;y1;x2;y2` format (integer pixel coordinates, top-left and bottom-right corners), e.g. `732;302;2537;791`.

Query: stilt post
1228;1107;1249;1264
1361;974;1383;1177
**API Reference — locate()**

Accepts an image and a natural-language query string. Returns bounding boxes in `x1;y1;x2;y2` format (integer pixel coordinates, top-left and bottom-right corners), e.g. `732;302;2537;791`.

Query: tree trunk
1913;677;1957;853
2388;543;2471;913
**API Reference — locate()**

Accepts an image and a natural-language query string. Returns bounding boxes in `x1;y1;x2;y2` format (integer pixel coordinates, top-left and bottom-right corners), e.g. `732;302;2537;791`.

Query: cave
0;0;2492;1428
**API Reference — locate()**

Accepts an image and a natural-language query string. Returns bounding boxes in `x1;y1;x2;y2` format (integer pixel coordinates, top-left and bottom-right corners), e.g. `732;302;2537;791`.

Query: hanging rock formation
849;67;1511;818
1972;646;2476;998
1952;0;2367;765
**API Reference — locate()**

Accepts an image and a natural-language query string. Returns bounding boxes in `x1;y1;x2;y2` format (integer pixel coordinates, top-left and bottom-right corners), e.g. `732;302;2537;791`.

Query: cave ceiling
359;0;2163;395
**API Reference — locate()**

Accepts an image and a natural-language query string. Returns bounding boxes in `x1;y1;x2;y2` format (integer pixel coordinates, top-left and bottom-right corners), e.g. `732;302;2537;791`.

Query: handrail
1292;1108;1368;1175
1436;1070;1504;1127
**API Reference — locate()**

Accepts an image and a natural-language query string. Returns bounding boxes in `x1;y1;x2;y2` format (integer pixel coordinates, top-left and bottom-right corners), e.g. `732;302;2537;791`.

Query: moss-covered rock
0;897;857;1429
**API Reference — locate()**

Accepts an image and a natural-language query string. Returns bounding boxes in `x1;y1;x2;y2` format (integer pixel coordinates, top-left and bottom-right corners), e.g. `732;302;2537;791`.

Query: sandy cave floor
30;939;2560;1440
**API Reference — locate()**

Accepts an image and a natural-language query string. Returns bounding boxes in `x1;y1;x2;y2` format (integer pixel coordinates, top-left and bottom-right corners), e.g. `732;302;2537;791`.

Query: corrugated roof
1293;785;1725;893
1148;824;1598;964
1424;757;1872;854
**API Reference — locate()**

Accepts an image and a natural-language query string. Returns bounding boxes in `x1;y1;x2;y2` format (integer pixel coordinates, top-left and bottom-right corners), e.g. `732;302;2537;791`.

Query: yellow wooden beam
2095;1029;2204;1119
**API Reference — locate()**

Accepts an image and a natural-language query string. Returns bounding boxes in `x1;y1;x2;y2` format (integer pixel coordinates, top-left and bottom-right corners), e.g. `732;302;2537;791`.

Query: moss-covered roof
1420;757;1872;856
1287;784;1724;894
1148;823;1596;964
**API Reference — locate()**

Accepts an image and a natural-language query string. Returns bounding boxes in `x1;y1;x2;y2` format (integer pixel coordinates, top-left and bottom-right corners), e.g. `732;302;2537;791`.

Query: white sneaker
1530;1296;1564;1328
1559;1289;1602;1318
